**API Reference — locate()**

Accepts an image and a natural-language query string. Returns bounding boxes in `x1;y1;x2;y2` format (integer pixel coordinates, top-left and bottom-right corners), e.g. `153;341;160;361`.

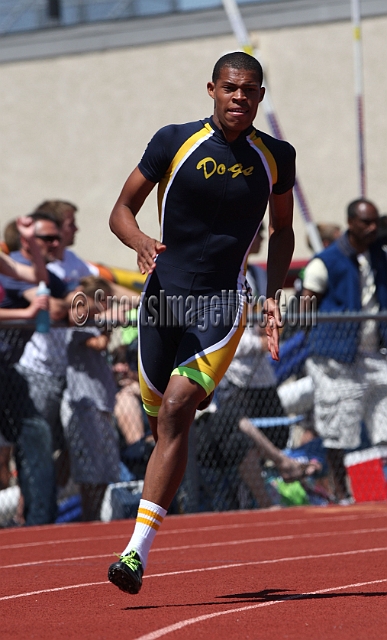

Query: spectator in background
378;215;387;243
0;211;69;319
35;199;140;304
18;200;104;491
6;212;73;491
2;219;21;253
0;217;57;525
33;200;100;290
307;223;341;252
61;276;121;520
303;198;387;503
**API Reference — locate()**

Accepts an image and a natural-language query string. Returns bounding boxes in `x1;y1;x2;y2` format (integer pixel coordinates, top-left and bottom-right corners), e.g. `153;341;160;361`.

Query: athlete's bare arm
109;167;166;275
264;188;295;360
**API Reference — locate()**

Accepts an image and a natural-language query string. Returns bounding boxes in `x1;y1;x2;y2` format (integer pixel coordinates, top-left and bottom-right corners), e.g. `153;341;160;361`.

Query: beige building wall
0;14;386;270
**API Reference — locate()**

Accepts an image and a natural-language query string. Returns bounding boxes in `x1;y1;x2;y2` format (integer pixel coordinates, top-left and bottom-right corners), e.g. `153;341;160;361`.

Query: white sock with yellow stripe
121;499;167;569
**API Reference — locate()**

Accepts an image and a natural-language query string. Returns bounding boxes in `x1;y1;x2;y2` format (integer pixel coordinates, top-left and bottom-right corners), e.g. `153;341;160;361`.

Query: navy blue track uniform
137;116;295;415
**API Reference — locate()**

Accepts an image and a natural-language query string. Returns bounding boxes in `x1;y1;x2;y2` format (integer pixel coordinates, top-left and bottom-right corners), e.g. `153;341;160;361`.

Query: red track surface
1;503;387;639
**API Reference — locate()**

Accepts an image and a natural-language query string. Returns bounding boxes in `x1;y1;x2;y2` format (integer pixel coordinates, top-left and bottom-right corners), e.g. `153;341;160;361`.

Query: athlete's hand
136;236;166;275
263;296;282;361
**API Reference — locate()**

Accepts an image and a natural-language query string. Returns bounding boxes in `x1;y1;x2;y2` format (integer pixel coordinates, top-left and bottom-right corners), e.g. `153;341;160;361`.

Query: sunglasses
35;234;61;243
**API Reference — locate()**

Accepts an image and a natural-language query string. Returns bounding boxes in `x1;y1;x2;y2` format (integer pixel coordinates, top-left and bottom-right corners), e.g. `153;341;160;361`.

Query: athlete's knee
160;377;205;427
161;392;196;424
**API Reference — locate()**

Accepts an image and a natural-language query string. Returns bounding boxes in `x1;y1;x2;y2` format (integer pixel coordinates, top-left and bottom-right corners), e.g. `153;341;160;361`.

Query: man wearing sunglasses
0;212;72;525
0;212;68;313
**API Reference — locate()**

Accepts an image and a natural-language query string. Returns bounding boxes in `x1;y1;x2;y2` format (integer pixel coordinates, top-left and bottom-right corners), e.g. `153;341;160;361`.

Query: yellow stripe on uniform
248;131;278;188
139;366;162;416
157;123;213;223
174;308;246;390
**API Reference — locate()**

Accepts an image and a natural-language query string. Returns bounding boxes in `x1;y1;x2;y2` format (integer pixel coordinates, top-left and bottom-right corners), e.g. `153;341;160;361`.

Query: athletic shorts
138;264;247;416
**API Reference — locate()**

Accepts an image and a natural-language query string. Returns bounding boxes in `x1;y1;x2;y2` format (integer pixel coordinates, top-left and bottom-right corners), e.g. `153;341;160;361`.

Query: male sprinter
108;51;295;594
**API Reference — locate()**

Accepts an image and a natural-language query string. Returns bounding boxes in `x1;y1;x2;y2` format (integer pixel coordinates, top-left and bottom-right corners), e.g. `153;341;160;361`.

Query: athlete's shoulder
139;119;211;183
152;118;212;143
254;128;296;160
252;129;296;194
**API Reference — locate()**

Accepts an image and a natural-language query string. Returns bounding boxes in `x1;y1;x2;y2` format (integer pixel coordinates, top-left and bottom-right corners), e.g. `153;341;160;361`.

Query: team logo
196;157;254;179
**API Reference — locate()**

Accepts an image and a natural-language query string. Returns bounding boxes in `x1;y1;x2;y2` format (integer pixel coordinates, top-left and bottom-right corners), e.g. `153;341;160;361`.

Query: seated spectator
238;419;328;507
60;276;121;521
111;344;154;479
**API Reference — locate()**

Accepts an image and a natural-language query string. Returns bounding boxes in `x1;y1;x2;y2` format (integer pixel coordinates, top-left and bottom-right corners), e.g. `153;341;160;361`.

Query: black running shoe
108;550;144;594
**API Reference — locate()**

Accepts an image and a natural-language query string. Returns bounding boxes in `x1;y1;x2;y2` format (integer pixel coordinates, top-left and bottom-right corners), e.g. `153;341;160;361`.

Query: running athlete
108;51;295;594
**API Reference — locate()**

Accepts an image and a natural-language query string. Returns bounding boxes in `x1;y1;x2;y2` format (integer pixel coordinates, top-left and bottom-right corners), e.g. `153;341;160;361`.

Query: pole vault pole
351;0;366;197
221;0;323;253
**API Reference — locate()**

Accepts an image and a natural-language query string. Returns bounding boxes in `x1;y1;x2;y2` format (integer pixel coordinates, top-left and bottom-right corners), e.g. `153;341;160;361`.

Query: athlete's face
207;66;265;142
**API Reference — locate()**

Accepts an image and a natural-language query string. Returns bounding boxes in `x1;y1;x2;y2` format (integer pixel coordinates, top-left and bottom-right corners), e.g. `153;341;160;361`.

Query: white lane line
0;534;127;551
1;511;386;551
0;581;108;601
0;554;109;569
155;525;387;553
2;526;387;570
1;546;387;601
146;546;387;579
133;578;387;640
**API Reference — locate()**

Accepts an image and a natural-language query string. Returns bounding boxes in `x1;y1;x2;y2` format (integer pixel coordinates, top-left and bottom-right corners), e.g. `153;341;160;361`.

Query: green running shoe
108;550;144;594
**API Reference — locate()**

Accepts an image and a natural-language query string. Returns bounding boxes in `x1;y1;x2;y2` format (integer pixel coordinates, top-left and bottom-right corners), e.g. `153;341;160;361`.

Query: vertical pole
221;0;323;253
351;0;366;197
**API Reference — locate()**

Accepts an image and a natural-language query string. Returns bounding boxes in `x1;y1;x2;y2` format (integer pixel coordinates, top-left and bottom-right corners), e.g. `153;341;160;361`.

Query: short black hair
347;198;377;219
212;51;263;85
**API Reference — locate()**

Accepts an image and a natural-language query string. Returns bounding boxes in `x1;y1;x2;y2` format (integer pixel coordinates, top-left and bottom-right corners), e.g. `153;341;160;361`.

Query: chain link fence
0;311;387;527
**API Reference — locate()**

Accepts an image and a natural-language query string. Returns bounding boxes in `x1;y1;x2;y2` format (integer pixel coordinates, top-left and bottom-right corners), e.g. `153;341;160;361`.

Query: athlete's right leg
108;284;246;593
108;374;206;594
